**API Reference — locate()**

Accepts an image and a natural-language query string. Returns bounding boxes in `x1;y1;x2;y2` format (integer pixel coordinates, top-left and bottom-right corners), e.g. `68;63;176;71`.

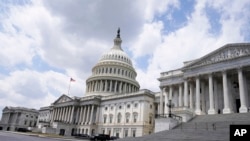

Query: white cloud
0;0;250;118
135;0;250;91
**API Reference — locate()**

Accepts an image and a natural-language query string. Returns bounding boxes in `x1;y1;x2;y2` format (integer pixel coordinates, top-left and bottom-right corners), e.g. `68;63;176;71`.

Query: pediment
184;43;250;68
53;94;73;104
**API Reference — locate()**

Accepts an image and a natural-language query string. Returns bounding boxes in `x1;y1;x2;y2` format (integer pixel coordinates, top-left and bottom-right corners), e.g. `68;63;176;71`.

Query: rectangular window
124;129;128;137
132;129;136;137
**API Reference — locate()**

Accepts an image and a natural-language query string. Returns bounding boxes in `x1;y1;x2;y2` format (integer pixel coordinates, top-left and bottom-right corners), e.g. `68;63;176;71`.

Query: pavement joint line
2;131;84;141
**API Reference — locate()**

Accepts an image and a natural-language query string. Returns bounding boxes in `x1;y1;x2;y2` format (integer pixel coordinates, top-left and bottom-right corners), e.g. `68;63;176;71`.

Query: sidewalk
3;131;87;141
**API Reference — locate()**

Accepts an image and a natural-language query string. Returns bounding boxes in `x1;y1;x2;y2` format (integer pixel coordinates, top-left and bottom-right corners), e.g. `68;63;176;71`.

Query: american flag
70;78;75;82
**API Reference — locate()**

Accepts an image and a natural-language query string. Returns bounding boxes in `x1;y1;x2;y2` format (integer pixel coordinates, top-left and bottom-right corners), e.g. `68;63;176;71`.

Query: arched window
103;114;107;123
109;114;113;123
125;113;130;123
133;112;138;123
117;113;122;123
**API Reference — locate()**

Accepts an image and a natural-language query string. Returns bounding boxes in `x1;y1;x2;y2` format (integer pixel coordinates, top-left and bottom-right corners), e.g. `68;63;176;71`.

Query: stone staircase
118;113;250;141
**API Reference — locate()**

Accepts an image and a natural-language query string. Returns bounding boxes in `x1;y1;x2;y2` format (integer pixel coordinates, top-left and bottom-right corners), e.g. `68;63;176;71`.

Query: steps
118;113;250;141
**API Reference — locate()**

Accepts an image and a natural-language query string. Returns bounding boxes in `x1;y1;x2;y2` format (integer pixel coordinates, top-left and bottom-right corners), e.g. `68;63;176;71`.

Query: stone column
179;84;183;107
222;71;232;114
54;107;57;120
208;73;216;114
99;80;103;92
189;83;194;110
238;68;248;113
61;107;65;122
119;82;122;93
94;81;98;92
86;105;90;124
201;82;206;114
169;85;173;100
95;106;100;123
164;88;169;114
70;106;75;123
195;76;202;115
105;80;108;92
184;80;188;107
89;105;95;124
124;83;127;93
58;108;62;121
82;106;87;125
214;79;219;113
64;107;68;122
50;109;55;122
110;80;112;92
114;81;117;93
78;106;83;125
67;106;71;123
75;107;80;124
159;88;164;115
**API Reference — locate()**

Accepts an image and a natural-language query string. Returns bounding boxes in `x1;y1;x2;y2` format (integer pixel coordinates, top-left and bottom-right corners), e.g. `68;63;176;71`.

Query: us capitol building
2;29;249;138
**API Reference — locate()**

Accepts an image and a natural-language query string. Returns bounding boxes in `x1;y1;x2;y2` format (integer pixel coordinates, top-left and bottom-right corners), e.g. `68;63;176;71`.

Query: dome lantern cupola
85;28;140;96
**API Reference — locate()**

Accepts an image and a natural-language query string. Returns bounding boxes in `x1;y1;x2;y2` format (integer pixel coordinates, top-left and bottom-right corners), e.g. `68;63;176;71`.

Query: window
109;68;112;73
26;115;28;117
127;104;130;109
149;116;152;124
111;106;113;110
125;113;130;123
150;104;153;109
132;129;136;137
105;107;108;111
117;113;122;123
119;105;122;109
104;115;107;123
24;120;27;125
114;68;116;74
133;113;138;123
134;103;138;108
109;115;113;123
124;129;128;137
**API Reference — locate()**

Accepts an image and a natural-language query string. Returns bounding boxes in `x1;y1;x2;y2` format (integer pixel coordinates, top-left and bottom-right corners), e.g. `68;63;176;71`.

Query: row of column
86;80;138;93
51;105;99;125
159;68;248;115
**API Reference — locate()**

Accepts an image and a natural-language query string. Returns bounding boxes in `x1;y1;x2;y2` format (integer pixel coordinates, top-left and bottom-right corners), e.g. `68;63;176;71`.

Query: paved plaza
0;131;88;141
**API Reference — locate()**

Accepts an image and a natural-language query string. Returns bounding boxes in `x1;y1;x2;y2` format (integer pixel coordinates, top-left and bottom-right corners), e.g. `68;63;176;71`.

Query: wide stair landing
118;113;250;141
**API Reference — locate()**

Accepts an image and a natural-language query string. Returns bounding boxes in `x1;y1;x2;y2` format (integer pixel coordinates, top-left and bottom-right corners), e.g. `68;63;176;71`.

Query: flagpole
68;80;71;96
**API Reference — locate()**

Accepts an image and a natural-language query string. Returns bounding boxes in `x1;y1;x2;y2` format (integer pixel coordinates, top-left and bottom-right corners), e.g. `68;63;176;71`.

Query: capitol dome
86;29;140;96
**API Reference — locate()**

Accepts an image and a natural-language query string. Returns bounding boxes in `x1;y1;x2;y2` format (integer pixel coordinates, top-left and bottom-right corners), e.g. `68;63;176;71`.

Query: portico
158;43;250;120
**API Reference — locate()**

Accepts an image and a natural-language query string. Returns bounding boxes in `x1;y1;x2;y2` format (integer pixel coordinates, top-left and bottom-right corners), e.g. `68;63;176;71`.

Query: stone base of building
155;118;179;133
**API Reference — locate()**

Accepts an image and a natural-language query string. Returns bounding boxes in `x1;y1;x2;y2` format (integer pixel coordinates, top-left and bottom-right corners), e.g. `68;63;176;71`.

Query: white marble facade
0;106;39;131
36;30;250;137
158;43;250;121
37;30;155;137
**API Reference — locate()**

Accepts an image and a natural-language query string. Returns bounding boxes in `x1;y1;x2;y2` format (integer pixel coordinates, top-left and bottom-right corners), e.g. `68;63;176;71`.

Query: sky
0;0;250;118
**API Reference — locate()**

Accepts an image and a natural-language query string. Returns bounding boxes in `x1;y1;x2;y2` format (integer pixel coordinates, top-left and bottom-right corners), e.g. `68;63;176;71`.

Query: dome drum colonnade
86;29;140;95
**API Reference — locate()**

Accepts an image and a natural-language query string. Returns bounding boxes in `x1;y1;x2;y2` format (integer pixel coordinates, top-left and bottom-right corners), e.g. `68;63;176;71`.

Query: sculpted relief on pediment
55;95;72;104
190;46;250;68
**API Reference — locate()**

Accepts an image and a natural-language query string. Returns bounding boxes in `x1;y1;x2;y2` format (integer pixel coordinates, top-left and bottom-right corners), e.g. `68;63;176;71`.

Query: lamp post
167;99;174;118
